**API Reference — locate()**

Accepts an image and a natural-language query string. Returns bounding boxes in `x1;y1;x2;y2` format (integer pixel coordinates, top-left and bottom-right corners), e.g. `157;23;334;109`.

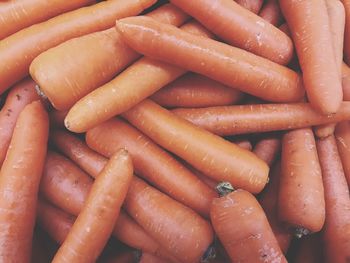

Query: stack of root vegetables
0;0;350;262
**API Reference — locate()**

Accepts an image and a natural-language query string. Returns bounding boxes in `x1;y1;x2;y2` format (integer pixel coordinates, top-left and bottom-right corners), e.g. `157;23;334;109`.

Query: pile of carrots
1;0;350;262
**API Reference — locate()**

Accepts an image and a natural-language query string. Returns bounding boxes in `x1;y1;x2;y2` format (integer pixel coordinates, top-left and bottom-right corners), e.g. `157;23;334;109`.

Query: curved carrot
0;100;48;262
259;0;283;26
280;0;342;114
278;128;325;236
151;73;243;108
49;110;68;129
52;149;133;263
316;135;350;262
335;121;350;187
236;0;264;13
341;0;350;64
0;0;95;40
0;77;39;166
30;3;187;111
116;16;304;103
253;134;281;166
122;99;269;193
0;0;156;95
171;102;350;135
293;234;322;263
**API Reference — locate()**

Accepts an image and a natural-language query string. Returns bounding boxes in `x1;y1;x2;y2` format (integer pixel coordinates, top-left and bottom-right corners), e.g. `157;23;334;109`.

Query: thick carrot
316;135;350;262
30;4;187;111
171;102;350;135
341;0;350;64
0;0;95;40
335;121;350;187
235;0;264;13
211;184;287;262
259;0;283;26
52;149;133;263
115;16;304;103
278;128;325;237
253;134;281;166
86;118;217;217
49;109;68;129
124;176;214;263
66;21;213;132
293;234;323;263
0;77;38;166
151;73;243;108
0;0;156;95
122;100;269;193
280;0;342;114
0;100;48;262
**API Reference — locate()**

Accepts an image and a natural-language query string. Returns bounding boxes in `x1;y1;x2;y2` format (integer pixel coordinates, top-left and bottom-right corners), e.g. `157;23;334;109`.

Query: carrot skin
259;0;283;26
253;134;281;166
335;121;350;187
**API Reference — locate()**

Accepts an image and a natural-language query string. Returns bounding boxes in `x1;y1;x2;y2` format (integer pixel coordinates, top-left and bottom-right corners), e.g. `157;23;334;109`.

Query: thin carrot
171;102;350;136
0;0;156;95
316;135;350;262
335;121;350;187
30;3;187;111
0;100;48;262
341;0;350;64
235;0;264;13
259;0;283;26
122;99;269;193
293;234;323;263
253;134;281;166
115;16;304;103
49;110;68;129
280;0;342;114
0;77;39;166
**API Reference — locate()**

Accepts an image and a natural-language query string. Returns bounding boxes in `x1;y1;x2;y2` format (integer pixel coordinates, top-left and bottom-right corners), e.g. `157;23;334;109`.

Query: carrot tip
216;182;234;197
294;227;310;239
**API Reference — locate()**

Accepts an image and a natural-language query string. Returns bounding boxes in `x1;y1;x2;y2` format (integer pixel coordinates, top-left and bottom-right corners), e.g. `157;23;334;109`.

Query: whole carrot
259;0;283;26
236;0;264;13
335;121;350;187
0;100;48;262
253;134;281;166
116;16;304;103
341;0;350;63
122;100;269;193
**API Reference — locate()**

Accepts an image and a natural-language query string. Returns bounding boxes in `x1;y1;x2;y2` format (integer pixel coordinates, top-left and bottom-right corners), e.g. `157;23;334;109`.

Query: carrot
235;0;264;13
115;16;304;103
0;77;39;166
293;234;323;263
0;0;156;95
86;117;217;217
211;183;287;262
49;109;68;129
253;134;281;166
66;20;213;132
124;176;214;263
341;0;350;64
151;73;243;108
30;4;188;111
52;149;133;263
122;99;269;193
313;123;336;139
0;100;48;262
335;121;350;187
316;135;350;262
278;128;325;237
0;0;95;40
342;62;350;100
259;0;283;26
171;102;350;136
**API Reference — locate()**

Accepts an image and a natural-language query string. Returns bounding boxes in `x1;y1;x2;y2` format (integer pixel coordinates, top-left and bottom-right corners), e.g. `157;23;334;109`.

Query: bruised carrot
30;4;188;111
0;0;95;40
316;135;350;262
279;128;325;237
259;0;283;26
0;100;48;262
0;0;156;95
211;183;287;262
172;102;350;136
49;110;68;129
293;234;323;263
253;134;281;166
0;77;38;166
122;100;269;193
116;16;304;103
335;121;350;187
341;0;350;63
52;149;133;263
235;0;264;13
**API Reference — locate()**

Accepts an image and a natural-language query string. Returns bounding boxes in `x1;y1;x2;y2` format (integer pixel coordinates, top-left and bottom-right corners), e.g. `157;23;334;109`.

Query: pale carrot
253;134;281;166
259;0;283;26
335;121;350;187
341;0;350;63
236;0;264;13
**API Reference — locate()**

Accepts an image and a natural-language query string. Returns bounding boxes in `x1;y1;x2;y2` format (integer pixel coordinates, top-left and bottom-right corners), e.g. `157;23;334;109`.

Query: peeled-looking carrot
30;3;187;111
171;102;350;136
122;99;269;193
258;0;283;26
0;77;38;166
335;121;350;187
0;100;48;263
0;0;95;40
116;16;304;103
253;134;281;166
278;128;325;237
0;0;156;95
52;149;133;263
280;0;342;114
316;135;350;262
49;109;68;129
235;0;264;13
293;234;323;263
211;183;287;262
341;0;350;63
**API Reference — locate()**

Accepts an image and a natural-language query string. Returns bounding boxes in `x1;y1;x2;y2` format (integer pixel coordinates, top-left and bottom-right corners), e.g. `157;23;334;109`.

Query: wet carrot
341;0;350;63
259;0;283;26
236;0;264;13
253;134;281;166
335;121;350;187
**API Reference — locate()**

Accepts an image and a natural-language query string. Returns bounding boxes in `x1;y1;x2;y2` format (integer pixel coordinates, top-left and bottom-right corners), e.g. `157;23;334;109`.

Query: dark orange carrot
0;100;48;262
49;110;68;129
293;234;323;263
0;77;39;166
253;134;281;166
341;0;350;64
335;121;350;187
259;0;283;26
236;0;264;13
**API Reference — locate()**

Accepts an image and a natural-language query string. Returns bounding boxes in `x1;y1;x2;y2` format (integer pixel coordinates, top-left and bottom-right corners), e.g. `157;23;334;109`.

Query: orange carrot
316;135;350;262
259;0;283;26
0;0;156;95
0;100;48;262
253;134;281;166
0;0;95;40
0;77;39;166
279;128;325;237
169;0;292;64
280;0;342;114
49;109;68;129
52;149;133;263
235;0;264;13
171;102;350;135
341;0;350;64
115;16;304;103
30;3;187;111
122;99;269;193
335;121;350;187
293;234;323;263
